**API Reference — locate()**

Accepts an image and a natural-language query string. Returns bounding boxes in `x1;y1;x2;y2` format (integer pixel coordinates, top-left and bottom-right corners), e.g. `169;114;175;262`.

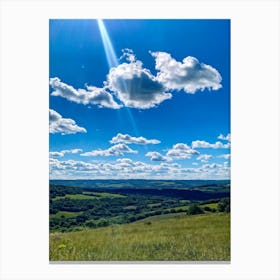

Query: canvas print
49;19;230;261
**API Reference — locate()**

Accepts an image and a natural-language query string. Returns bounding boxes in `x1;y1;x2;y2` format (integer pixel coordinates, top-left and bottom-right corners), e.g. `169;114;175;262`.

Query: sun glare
97;19;118;68
97;19;140;139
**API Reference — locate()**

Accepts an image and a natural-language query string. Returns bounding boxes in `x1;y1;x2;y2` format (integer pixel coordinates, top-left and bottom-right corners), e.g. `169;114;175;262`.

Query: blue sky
49;19;230;180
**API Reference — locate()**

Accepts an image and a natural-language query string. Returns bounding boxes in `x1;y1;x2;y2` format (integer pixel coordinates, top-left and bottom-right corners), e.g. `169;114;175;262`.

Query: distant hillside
96;187;229;200
50;179;230;190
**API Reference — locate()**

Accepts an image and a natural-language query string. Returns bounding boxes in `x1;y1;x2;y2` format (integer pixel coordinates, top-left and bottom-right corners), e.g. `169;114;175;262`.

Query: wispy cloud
217;154;231;159
49;148;82;157
196;154;213;163
80;144;137;157
50;77;122;109
192;140;230;149
110;133;160;145
49;109;86;135
218;133;231;142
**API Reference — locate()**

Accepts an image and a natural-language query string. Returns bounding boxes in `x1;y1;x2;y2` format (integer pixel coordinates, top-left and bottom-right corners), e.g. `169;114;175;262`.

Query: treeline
83;187;229;200
49;184;230;232
50;184;83;199
50;198;230;232
187;198;230;215
50;207;189;231
50;184;229;201
50;194;175;214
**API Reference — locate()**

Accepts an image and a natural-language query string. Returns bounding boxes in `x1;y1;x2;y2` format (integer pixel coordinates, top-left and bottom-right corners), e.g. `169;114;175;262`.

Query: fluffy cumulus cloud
196;154;212;163
50;50;223;110
106;51;172;109
217;154;231;160
49;109;86;135
150;51;222;94
192;140;230;149
166;143;199;159
110;133;160;145
49;77;121;109
49;158;99;174
49;151;64;157
50;157;230;180
49;148;82;157
50;157;181;179
202;163;220;169
218;133;231;142
80;144;137;157
116;158;134;164
145;151;171;162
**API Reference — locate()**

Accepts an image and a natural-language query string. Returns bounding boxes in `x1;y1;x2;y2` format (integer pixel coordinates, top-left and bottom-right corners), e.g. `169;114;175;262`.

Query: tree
203;206;212;212
85;220;97;228
187;204;204;215
217;198;230;212
97;218;109;227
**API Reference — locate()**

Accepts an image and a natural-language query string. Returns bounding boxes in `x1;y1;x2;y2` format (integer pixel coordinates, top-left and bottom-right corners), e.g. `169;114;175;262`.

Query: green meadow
50;182;230;261
50;212;230;261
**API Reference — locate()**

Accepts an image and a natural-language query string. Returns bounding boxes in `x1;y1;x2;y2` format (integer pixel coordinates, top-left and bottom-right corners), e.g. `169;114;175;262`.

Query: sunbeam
97;19;140;138
97;19;118;68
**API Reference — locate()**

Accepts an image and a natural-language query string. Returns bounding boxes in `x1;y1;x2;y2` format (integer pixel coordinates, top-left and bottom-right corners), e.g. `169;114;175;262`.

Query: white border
0;0;279;279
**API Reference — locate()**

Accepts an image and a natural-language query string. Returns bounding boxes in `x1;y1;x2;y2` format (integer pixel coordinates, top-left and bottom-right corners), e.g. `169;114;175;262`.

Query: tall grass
50;212;230;261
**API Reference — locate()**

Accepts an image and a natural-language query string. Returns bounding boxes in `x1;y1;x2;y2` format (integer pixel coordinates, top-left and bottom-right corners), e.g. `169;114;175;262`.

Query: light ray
97;19;118;68
97;19;140;138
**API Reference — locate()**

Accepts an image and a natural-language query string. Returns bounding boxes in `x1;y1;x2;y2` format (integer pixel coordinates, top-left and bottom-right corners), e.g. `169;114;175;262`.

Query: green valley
49;180;230;261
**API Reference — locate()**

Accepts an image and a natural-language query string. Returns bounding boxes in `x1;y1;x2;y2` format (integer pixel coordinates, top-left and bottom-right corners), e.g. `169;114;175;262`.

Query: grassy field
52;194;98;200
50;211;82;218
53;192;125;201
50;212;230;261
86;192;126;198
202;203;218;209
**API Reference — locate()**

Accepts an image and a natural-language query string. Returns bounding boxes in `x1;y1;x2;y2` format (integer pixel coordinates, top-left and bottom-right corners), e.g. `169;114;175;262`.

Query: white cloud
150;51;222;93
160;162;180;168
50;157;230;180
200;163;230;178
119;48;136;63
192;140;230;149
202;163;220;169
181;167;202;174
145;151;171;162
110;133;160;145
166;143;199;159
49;148;82;157
50;158;99;173
50;50;223;111
65;148;82;154
196;154;213;163
106;50;172;109
218;133;231;142
217;154;231;160
80;144;137;157
49;109;86;135
49;151;64;157
50;77;122;109
116;158;133;164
